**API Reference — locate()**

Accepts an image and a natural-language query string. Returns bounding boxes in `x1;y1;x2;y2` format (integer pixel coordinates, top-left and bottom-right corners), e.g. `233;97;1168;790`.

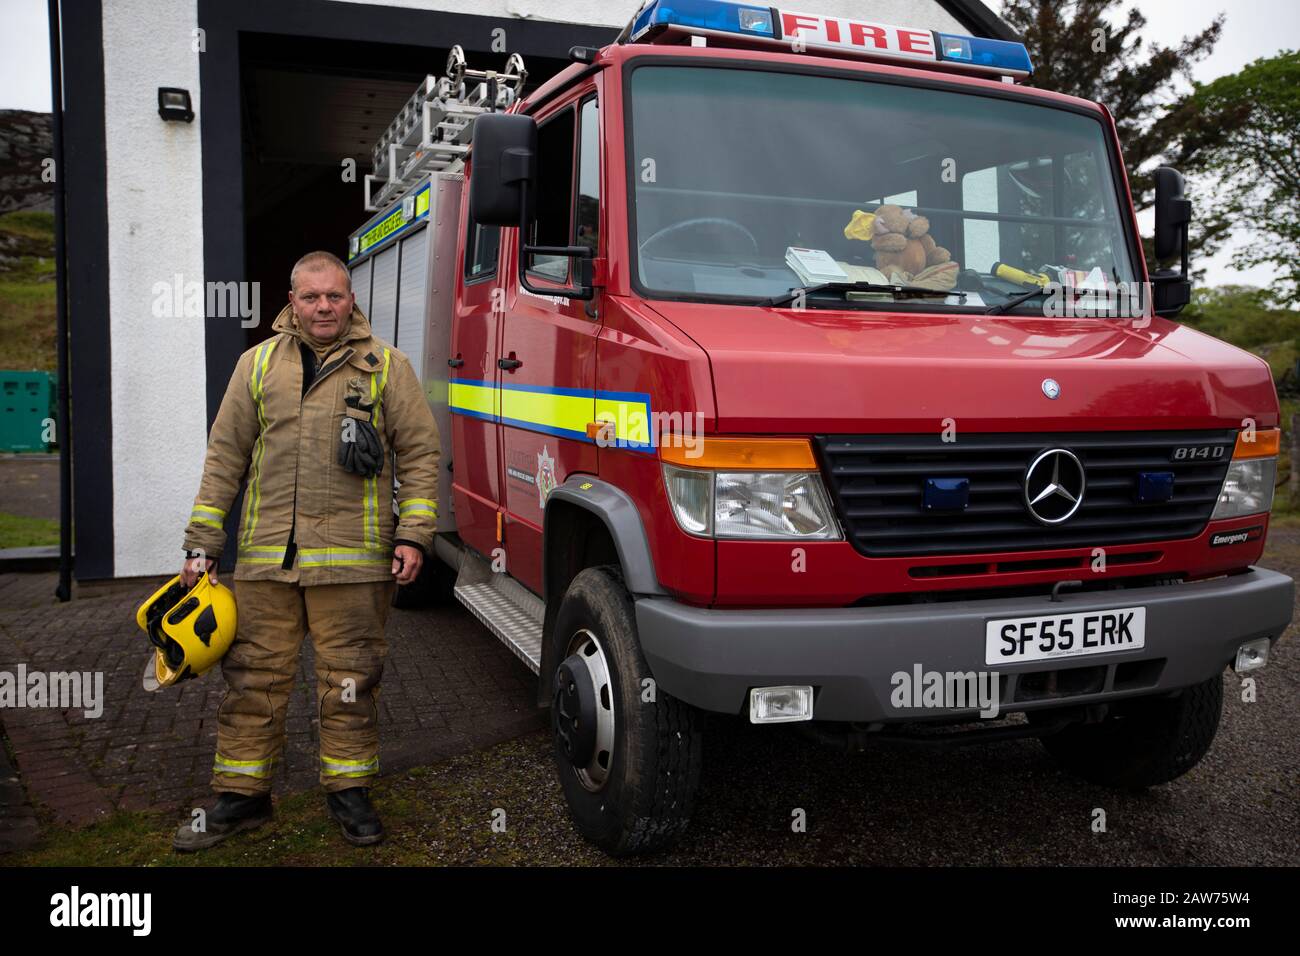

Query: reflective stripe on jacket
182;304;440;585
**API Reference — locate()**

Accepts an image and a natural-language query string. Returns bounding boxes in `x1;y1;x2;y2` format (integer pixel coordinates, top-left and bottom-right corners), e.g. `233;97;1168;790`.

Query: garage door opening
238;30;569;352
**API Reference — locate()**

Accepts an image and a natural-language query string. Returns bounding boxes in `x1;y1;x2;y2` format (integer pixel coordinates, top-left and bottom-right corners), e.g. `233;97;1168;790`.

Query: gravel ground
0;455;58;521
11;531;1298;866
474;531;1300;866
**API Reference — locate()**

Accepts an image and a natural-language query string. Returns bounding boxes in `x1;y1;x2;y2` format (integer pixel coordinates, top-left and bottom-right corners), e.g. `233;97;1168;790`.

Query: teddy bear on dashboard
843;204;958;289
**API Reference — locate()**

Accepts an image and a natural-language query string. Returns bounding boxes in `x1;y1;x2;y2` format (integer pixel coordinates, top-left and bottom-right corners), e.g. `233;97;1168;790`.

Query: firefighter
171;250;439;851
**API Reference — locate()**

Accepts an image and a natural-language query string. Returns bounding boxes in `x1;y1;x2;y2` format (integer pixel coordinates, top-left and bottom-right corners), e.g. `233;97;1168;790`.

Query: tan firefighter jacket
181;304;440;585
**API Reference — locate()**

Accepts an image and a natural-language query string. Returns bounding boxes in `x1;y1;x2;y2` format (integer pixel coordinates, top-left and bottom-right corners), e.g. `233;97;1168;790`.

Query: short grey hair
290;250;352;292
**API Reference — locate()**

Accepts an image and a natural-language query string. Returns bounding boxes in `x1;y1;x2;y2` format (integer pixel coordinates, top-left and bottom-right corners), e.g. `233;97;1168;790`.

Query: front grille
817;431;1234;558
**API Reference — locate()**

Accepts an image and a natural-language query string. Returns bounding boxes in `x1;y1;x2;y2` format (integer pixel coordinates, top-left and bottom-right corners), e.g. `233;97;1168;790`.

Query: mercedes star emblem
1024;448;1086;525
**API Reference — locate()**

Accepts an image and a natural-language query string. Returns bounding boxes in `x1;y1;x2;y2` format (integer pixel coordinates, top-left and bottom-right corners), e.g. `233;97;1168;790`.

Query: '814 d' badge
536;445;558;509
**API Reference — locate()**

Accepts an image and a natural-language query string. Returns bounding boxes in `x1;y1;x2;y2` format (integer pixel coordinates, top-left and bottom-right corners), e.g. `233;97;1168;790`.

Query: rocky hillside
0;111;56;371
0;110;53;215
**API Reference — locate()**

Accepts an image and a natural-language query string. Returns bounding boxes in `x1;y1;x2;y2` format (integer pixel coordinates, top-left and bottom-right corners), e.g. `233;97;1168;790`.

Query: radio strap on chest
338;350;390;480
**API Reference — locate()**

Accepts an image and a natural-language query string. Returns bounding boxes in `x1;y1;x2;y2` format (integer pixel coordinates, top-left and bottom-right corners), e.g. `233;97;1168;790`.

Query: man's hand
180;555;217;589
392;545;423;586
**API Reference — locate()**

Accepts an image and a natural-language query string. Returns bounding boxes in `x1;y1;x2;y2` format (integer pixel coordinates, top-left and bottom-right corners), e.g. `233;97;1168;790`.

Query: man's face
289;265;354;341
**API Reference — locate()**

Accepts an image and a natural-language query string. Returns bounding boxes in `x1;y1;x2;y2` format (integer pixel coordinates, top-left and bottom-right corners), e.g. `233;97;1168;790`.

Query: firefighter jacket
182;304;440;585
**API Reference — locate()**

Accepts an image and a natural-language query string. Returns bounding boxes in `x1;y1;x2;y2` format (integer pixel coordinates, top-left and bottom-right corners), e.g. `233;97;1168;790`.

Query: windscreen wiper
761;281;967;308
985;287;1048;315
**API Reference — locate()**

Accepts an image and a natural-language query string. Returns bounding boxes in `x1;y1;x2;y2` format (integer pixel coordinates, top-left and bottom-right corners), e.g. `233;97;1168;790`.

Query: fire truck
344;0;1294;855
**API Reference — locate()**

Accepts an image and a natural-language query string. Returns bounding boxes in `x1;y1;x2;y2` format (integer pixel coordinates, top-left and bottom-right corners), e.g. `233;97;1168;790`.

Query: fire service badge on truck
536;446;558;508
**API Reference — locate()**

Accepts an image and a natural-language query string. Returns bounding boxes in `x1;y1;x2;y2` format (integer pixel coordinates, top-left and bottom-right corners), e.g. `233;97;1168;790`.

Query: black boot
326;787;385;846
172;792;273;852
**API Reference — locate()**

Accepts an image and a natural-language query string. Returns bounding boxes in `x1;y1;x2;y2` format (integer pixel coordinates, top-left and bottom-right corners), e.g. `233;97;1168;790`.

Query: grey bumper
635;567;1295;722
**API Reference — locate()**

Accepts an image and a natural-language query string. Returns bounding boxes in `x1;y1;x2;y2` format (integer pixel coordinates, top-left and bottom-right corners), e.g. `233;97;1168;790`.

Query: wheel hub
552;628;616;792
554;654;598;767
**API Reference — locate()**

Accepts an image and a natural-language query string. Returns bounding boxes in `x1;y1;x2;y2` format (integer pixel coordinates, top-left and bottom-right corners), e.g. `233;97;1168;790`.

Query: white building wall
98;0;974;576
102;0;207;577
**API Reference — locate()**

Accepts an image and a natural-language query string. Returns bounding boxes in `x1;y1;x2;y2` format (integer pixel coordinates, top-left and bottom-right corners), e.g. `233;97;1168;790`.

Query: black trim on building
61;0;114;580
195;0;615;570
196;0;618;424
937;0;1021;42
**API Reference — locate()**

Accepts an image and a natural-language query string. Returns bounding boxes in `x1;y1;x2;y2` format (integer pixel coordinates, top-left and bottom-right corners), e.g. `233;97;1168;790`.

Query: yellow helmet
136;573;237;692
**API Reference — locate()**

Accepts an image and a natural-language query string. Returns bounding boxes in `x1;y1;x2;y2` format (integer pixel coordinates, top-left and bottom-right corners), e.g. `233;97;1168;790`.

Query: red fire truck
346;0;1294;855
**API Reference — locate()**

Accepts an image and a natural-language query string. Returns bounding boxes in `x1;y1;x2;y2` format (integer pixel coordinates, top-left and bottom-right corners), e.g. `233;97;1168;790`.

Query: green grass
12;733;613;867
1250;347;1300;516
0;210;54;242
0;511;59;548
0;269;57;372
0;210;57;371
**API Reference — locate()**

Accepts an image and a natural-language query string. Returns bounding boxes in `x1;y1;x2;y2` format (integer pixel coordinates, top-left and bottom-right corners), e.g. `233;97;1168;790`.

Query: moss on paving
14;731;614;867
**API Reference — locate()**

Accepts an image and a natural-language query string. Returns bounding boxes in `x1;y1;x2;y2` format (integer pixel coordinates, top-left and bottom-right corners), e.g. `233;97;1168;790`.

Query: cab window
528;107;576;281
464;210;499;282
575;97;600;254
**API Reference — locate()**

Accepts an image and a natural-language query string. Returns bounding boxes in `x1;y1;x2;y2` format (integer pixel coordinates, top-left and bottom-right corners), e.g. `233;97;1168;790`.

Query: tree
1177;52;1300;303
999;1;1227;271
1180;285;1300;350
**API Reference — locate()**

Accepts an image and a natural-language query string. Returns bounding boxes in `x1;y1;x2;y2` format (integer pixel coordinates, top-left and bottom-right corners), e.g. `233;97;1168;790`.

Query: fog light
1235;638;1270;673
749;685;813;723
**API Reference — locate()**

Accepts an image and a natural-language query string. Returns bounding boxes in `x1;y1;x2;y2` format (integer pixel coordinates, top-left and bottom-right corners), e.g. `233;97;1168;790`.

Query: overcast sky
986;0;1300;290
2;0;1298;288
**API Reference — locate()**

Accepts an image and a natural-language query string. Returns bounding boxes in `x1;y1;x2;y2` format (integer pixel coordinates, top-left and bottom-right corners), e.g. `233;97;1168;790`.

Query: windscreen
627;66;1139;312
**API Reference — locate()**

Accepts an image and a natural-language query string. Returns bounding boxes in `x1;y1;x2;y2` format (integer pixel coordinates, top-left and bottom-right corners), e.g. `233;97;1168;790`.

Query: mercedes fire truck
344;0;1294;855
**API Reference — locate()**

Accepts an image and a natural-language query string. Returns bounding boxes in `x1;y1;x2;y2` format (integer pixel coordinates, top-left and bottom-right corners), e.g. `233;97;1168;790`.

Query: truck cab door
449;191;505;561
499;93;604;593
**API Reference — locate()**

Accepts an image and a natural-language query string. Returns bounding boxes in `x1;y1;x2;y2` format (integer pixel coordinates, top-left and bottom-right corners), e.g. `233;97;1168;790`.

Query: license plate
984;606;1146;665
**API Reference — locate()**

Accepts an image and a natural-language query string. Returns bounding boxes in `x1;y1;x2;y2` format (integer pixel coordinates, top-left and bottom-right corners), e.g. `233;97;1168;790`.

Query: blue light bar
935;32;1034;75
631;0;776;41
626;0;1034;78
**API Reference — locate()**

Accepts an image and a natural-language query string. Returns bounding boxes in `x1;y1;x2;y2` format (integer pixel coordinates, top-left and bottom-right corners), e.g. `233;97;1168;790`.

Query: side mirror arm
515;179;596;301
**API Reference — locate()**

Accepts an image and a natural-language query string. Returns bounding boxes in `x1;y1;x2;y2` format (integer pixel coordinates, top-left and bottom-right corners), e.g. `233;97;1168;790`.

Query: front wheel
550;566;704;856
1035;672;1223;789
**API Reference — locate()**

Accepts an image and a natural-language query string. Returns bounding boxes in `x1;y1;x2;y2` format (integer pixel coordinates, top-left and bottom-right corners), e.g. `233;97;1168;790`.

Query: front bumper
635;567;1294;721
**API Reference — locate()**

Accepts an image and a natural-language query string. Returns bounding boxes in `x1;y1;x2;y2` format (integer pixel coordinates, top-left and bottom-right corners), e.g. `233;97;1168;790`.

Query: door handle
497;355;522;371
447;356;464;368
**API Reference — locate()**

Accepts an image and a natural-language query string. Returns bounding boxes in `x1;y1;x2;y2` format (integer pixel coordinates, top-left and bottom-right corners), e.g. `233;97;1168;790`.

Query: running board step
452;551;544;674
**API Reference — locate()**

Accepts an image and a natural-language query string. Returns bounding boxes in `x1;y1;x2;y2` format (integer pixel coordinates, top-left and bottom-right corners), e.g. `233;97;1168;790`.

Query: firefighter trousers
210;578;395;795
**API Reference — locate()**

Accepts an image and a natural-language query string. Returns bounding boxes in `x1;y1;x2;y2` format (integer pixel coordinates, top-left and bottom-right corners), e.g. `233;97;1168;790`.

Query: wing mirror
1151;166;1192;317
469;113;594;301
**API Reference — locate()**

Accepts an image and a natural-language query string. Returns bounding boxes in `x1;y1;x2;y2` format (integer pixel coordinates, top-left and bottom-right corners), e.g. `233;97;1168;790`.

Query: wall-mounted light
157;87;194;123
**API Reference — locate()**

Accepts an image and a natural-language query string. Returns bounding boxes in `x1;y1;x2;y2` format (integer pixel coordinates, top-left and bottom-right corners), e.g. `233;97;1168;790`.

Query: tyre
1036;672;1223;789
391;552;455;609
550;565;704;856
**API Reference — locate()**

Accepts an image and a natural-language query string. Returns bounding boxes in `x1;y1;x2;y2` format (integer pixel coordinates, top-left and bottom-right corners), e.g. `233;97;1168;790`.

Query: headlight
663;464;712;535
1212;457;1276;520
663;464;841;540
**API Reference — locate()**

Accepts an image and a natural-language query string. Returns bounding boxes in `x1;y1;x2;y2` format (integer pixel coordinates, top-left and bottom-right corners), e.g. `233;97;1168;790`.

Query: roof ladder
363;46;528;213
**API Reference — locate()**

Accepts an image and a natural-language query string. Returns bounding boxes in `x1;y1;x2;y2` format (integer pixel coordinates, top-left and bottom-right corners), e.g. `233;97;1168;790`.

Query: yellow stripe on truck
448;381;653;450
447;381;499;420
